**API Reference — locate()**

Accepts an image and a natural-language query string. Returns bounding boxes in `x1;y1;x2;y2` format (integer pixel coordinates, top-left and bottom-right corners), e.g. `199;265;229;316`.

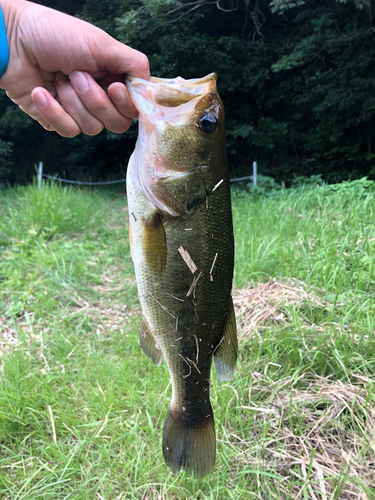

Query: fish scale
126;73;238;477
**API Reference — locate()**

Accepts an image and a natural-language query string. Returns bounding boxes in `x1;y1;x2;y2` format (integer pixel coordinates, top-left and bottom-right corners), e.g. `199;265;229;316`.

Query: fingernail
110;85;126;104
70;71;89;93
32;89;48;108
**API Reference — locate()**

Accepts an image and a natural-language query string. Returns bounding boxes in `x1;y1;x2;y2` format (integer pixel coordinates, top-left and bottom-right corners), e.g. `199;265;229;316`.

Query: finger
103;44;151;81
35;118;55;132
69;71;132;134
39;122;55;132
55;72;105;136
108;82;138;120
31;87;81;137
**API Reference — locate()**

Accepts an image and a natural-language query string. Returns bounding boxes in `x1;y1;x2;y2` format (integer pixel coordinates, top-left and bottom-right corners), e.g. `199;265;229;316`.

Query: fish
125;73;238;478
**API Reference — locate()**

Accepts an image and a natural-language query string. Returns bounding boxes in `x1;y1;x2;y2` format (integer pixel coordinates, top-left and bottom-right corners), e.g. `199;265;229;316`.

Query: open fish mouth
125;74;218;128
126;73;217;108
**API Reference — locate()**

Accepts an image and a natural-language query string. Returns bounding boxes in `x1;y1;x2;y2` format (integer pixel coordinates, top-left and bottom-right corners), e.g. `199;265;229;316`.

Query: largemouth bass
126;73;238;478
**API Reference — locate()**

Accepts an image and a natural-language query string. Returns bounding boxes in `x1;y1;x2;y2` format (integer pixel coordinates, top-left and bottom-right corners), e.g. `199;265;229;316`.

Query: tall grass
0;181;105;240
233;183;375;294
0;181;374;498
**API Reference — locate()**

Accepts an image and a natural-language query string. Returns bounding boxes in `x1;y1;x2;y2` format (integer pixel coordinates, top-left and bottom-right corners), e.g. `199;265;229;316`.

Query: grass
0;181;374;499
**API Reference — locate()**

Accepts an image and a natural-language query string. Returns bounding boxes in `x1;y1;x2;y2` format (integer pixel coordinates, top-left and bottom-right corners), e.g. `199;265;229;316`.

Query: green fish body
126;74;237;478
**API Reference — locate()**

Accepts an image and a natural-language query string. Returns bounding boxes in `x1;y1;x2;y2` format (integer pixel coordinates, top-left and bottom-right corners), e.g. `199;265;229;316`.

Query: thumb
94;37;150;81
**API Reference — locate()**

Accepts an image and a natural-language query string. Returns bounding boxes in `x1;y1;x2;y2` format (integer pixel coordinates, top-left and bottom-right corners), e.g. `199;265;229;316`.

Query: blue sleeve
0;6;9;78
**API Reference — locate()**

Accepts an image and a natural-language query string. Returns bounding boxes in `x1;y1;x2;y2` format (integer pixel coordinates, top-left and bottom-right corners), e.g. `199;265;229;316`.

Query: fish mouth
125;73;218;126
126;73;217;107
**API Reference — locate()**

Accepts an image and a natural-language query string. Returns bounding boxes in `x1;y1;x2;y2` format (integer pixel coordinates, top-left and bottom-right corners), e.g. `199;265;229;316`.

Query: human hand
0;0;150;137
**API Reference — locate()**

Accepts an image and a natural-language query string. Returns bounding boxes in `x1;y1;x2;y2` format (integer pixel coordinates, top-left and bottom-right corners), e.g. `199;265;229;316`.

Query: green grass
233;183;375;292
0;181;374;499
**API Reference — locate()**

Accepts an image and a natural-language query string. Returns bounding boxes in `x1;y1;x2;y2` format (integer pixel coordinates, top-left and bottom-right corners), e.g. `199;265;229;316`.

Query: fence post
253;161;257;186
38;162;43;188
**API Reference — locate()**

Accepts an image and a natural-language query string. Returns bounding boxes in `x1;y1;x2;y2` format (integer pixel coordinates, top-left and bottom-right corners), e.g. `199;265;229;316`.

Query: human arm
0;0;150;137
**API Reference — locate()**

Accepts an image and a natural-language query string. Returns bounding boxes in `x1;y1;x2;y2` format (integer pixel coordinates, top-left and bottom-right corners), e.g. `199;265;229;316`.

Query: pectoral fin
153;173;209;216
139;316;163;366
143;212;167;275
214;297;238;382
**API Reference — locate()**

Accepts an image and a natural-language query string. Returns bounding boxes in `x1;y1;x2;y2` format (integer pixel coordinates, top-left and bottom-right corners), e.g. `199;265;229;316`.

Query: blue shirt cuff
0;5;9;78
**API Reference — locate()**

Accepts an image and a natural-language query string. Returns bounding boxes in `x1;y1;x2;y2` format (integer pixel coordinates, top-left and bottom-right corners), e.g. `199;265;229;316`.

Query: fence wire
42;173;253;186
42;174;127;186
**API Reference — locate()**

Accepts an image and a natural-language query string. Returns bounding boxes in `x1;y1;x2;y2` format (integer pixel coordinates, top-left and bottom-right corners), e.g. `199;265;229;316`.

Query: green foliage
270;0;371;13
0;139;13;177
291;173;323;187
80;0;126;36
269;0;305;14
113;0;375;183
241;174;282;198
235;174;375;200
2;0;375;184
265;1;375;181
318;176;375;196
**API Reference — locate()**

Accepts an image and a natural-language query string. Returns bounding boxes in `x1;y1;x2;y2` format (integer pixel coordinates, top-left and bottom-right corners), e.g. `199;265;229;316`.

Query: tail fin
162;406;216;478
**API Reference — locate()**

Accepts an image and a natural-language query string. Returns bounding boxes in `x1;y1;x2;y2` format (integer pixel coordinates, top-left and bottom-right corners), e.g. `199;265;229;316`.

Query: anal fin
139;315;163;366
214;296;238;382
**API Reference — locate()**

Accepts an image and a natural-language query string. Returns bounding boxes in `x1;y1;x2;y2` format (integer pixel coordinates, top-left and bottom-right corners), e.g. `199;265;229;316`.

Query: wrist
0;0;29;85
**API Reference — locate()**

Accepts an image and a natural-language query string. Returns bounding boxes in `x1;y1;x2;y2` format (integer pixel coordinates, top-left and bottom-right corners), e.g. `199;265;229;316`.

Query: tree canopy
1;0;375;184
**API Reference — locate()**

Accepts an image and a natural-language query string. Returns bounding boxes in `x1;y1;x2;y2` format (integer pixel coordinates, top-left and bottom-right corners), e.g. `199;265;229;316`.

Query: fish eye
198;112;217;134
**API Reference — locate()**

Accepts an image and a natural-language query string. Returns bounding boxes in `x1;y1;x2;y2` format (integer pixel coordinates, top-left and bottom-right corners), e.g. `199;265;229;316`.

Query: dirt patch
231;278;373;498
233;278;331;339
226;373;374;499
0;317;20;357
60;268;138;335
